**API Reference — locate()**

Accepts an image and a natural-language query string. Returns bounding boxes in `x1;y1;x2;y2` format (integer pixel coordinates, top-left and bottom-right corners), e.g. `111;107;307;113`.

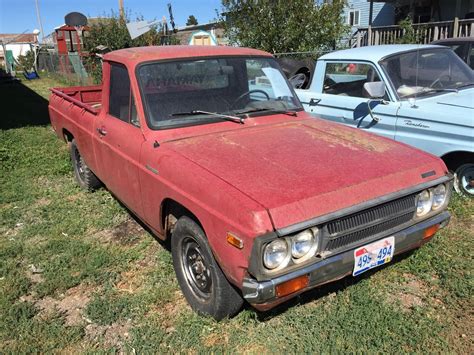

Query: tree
219;0;348;55
83;11;179;82
186;15;198;26
16;50;35;72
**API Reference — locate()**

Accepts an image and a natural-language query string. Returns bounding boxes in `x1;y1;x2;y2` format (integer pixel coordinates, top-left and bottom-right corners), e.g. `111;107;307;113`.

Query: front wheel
454;164;474;197
171;216;243;320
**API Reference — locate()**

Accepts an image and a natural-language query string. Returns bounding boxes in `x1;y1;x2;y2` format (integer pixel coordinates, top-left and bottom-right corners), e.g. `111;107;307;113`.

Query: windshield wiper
170;110;244;124
235;108;298;117
456;82;474;90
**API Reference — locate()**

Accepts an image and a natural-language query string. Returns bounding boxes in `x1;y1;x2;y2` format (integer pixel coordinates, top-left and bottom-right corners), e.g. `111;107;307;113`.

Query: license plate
353;236;395;276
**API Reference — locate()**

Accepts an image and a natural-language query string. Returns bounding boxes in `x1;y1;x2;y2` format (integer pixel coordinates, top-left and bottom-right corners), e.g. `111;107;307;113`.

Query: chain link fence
37;51;98;86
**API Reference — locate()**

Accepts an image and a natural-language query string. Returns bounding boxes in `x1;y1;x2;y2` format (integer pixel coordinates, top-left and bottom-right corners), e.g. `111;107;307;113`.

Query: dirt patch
93;218;144;246
34;197;51;207
385;273;430;311
85;320;132;350
26;265;45;284
35;283;93;326
203;331;229;347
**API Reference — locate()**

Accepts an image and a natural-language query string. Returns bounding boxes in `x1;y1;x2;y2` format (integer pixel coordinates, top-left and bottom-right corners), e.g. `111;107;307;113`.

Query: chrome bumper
242;211;450;305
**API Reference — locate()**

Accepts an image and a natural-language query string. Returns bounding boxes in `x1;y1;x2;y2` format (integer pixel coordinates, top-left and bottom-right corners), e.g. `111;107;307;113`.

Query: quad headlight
291;227;320;262
263;239;290;270
416;184;449;218
416;189;433;217
263;227;320;270
432;184;447;210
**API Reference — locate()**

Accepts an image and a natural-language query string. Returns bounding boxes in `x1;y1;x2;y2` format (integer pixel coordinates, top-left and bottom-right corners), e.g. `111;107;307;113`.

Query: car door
297;60;400;139
94;62;145;216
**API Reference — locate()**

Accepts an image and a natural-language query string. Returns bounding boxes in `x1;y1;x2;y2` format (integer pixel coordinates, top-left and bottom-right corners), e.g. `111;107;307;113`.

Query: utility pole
34;0;45;42
119;0;125;20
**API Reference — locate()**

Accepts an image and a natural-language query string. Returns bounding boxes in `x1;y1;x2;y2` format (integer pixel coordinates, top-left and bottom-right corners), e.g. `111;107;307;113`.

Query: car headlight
416;189;433;217
263;239;290;270
291;227;319;261
432;184;447;210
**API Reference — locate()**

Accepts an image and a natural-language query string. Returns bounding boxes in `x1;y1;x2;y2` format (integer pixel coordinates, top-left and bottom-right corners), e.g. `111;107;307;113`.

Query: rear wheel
454;163;474;197
171;216;243;320
70;139;101;191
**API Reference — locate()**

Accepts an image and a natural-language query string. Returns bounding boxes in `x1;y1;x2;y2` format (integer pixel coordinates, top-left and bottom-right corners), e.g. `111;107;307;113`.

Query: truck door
94;62;145;216
297;61;400;139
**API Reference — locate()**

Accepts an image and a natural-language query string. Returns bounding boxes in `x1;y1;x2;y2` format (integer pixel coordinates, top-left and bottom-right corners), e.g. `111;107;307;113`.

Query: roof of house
104;45;271;64
319;44;444;62
0;33;38;44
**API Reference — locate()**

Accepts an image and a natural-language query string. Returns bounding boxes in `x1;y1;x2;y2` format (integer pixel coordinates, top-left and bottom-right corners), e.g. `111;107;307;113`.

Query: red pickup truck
49;46;452;320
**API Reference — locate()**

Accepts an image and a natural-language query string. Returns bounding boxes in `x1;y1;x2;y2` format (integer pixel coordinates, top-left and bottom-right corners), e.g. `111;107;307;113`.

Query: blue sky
0;0;222;38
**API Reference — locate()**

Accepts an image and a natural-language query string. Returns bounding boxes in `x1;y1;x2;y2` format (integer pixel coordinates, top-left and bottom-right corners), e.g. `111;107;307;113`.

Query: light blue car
295;44;474;196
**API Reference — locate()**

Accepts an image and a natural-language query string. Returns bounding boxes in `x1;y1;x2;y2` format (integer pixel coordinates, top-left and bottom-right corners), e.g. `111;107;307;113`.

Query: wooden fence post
453;17;459;37
356;31;361;47
368;25;372;46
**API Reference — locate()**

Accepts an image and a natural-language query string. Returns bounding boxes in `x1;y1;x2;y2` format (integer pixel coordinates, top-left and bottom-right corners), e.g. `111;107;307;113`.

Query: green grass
0;77;472;353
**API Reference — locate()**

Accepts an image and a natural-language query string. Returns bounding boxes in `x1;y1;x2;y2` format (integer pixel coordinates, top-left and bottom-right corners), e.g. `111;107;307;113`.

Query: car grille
323;193;417;252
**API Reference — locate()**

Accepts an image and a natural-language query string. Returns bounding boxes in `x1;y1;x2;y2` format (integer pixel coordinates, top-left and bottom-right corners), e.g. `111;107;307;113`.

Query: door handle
309;98;321;106
96;127;107;136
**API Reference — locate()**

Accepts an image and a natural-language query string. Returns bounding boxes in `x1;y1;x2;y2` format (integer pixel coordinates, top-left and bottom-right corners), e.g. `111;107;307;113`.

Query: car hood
165;118;447;231
405;88;474;127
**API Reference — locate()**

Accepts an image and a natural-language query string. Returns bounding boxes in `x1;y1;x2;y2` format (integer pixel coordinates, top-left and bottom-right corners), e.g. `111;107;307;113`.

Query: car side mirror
363;81;386;99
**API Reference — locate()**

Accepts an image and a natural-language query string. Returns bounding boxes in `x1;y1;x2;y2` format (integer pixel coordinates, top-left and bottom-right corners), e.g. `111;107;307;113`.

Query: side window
323;62;382;98
109;63;139;127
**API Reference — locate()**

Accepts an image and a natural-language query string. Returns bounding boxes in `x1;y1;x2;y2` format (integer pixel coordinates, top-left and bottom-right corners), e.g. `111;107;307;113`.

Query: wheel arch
62;128;74;143
440;151;474;172
160;198;205;240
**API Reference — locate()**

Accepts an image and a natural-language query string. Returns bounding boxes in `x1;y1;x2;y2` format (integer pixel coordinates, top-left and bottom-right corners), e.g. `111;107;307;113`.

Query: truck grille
323;194;416;252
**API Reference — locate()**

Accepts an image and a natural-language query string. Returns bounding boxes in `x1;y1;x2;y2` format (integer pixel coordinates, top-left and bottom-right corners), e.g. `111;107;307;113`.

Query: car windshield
137;56;302;129
380;48;474;99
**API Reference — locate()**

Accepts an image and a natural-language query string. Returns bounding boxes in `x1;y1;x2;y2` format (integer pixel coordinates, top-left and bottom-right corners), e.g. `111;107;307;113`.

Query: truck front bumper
242;211;450;310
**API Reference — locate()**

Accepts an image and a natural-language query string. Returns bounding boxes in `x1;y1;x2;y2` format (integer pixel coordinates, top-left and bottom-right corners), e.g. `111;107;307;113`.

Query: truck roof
104;45;273;64
319;44;443;62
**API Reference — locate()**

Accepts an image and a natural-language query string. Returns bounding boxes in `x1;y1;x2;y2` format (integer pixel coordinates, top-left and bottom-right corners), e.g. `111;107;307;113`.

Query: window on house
109;63;139;126
348;10;360;26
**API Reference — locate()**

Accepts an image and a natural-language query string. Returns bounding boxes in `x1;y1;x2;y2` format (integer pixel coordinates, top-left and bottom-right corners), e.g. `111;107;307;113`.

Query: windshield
137;56;302;129
380;48;474;99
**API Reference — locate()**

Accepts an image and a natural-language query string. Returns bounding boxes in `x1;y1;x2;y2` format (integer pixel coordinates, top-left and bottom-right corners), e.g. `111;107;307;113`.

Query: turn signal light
423;224;440;240
275;274;310;298
226;233;244;249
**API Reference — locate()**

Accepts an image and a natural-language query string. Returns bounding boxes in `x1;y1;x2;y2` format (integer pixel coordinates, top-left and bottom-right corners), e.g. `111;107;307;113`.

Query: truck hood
404;88;474;127
166;118;447;231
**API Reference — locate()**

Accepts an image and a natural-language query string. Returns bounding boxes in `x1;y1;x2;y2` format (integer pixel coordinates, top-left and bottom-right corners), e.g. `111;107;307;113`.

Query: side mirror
363;81;386;99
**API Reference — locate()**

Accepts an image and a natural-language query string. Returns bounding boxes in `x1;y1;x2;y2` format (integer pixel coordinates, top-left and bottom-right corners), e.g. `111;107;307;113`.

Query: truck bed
50;85;103;114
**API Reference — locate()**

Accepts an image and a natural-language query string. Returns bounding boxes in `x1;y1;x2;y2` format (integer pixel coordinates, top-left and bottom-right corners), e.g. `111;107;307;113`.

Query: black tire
70;139;101;191
454;163;474;197
171;216;243;320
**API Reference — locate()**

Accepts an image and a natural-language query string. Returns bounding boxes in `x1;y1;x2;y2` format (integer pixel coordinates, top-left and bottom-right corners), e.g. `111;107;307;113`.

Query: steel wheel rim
460;166;474;195
181;237;212;300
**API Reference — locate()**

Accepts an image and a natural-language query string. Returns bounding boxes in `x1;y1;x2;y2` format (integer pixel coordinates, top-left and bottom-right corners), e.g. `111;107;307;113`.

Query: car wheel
171;216;243;320
70;139;101;191
289;69;310;89
454;163;474;197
